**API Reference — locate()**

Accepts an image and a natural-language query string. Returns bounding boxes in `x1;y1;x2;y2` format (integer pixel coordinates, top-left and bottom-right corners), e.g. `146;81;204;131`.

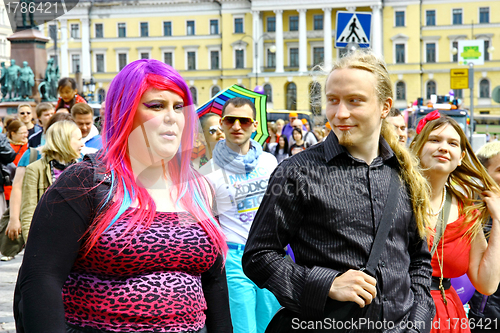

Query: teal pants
226;246;281;333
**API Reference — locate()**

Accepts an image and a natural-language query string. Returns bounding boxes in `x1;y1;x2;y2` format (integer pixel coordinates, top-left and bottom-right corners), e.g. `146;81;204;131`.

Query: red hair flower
416;110;441;134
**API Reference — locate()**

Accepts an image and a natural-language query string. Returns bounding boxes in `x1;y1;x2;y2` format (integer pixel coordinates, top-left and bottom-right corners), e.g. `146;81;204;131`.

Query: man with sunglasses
16;104;40;138
200;97;280;333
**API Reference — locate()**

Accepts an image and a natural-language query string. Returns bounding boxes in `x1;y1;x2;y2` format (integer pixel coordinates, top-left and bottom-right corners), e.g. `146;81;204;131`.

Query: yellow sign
450;68;469;89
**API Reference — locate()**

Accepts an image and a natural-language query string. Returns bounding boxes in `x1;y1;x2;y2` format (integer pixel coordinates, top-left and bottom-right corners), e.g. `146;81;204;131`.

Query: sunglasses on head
208;125;221;135
221;115;254;127
20;112;31;115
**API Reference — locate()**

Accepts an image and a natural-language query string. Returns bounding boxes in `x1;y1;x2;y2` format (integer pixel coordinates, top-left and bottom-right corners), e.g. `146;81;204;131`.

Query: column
258;14;264;74
274;10;284;73
371;4;383;57
252;11;259;75
323;8;332;70
298;9;307;72
81;17;91;79
60;19;69;78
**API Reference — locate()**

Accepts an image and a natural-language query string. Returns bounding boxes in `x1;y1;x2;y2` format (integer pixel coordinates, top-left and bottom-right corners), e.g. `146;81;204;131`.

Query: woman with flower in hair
16;59;232;333
410;111;500;333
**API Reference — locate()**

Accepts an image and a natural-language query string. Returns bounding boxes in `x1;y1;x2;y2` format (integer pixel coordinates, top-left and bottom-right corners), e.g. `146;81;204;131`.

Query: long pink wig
85;59;227;256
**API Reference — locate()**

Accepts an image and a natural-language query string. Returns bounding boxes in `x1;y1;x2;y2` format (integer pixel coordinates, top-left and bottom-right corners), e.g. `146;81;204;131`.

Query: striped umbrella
196;85;269;145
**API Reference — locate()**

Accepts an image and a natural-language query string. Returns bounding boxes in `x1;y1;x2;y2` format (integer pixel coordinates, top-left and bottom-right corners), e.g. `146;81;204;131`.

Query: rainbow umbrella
196;85;269;145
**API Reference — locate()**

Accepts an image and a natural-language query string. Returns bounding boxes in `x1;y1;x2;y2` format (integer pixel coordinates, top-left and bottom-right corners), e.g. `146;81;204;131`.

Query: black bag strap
364;168;400;276
430;188;452;257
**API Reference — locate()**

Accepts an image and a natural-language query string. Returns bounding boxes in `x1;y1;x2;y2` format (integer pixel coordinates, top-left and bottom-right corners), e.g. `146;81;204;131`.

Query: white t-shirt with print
199;151;278;245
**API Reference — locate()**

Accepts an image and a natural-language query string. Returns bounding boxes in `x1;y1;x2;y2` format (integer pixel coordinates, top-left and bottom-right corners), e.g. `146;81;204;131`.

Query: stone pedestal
0;101;37;118
7;29;50;100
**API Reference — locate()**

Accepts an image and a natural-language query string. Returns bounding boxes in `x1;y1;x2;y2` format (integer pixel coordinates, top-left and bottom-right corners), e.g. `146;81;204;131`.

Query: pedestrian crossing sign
335;11;372;48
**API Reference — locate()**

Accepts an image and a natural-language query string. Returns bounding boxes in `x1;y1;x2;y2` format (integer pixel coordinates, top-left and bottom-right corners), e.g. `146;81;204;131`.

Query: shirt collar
324;132;396;164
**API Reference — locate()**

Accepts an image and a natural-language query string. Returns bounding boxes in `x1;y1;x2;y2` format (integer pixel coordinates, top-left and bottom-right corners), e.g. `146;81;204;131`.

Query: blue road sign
335;11;372;48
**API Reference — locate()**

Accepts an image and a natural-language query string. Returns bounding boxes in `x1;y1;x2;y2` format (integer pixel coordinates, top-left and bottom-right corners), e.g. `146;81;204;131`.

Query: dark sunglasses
221;115;254;128
208;125;221;135
19;112;31;115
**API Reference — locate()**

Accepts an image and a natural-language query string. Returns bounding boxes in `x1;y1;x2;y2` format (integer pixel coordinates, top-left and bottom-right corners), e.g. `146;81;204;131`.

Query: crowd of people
0;52;499;333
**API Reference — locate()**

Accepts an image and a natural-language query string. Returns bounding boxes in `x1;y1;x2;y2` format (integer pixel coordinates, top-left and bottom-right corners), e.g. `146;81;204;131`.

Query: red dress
429;215;474;333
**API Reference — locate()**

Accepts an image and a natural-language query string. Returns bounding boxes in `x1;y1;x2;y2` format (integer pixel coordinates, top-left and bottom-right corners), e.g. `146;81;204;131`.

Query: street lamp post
82;78;96;102
237;34;276;88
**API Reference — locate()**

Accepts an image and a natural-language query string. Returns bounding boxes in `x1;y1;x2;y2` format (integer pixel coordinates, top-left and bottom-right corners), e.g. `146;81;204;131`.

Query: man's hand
5;218;22;241
328;269;377;308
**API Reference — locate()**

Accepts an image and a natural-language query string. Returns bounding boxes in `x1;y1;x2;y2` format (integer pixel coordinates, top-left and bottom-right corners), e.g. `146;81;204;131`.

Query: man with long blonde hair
243;50;434;332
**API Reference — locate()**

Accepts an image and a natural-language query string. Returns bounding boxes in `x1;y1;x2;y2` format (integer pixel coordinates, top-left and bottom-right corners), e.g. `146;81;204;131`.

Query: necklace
435;229;448;305
428;186;447;216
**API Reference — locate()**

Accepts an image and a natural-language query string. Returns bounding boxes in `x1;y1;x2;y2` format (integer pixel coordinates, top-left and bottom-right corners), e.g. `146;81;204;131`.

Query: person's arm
201;253;233;333
19;164;39;242
242;161;339;319
468;191;500;295
19;162;95;333
407;215;435;333
5;166;25;240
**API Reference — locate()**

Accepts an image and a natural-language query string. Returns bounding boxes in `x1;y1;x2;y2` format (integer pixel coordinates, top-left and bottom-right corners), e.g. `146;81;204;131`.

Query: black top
242;132;435;332
17;159;232;333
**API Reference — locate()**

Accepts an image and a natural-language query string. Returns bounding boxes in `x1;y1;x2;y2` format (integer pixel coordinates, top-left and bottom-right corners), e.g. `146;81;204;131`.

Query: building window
234;18;243;33
210;20;219;35
140;22;149;37
313;47;324;66
426;43;436;63
290;48;299;67
452;9;462;25
395;11;405;27
484;40;490;61
426;80;436;99
309;81;321;115
235;49;244;68
211;86;220;98
190;87;197;105
313;15;323;30
164;21;172;36
267;49;276;68
71;54;80;73
49;24;57;40
426;10;436;26
210;50;219;70
339;48;349;58
95;23;103;38
187;51;196;70
480;79;490;98
96;54;104;73
289;16;298;31
70;24;80;38
395;44;405;63
141;52;149;59
396;81;406;100
264;84;272;102
286;82;297;110
187;21;195;36
453;41;458;62
164;52;173;66
479;7;489;24
453;89;463;99
118;23;126;37
118;53;127;71
267;17;275;32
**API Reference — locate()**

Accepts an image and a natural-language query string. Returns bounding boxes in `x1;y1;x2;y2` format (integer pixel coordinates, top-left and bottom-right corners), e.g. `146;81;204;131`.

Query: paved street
0;252;22;333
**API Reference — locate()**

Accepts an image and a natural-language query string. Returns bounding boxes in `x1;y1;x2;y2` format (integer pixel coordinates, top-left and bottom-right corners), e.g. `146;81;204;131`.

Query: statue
18;61;35;99
45;58;59;100
6;59;21;100
0;62;7;100
21;0;36;27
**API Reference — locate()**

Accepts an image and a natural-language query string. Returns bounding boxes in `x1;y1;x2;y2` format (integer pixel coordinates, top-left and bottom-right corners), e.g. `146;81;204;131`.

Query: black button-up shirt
243;133;435;332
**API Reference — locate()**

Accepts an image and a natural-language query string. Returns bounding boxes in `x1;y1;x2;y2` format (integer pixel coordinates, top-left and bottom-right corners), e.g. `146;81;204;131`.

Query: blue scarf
213;139;262;174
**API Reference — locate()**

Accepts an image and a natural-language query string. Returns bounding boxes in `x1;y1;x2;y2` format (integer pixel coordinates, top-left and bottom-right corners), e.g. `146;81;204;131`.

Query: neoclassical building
40;0;499;118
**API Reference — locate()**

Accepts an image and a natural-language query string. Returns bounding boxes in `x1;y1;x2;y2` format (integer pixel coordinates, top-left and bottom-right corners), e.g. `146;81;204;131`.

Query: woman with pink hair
16;59;231;333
